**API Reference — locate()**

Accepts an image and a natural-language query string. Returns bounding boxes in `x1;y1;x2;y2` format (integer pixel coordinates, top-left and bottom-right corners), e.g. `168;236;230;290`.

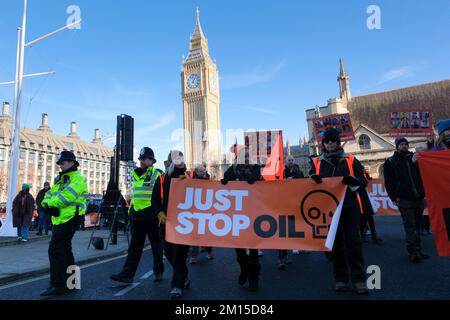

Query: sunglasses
323;138;338;144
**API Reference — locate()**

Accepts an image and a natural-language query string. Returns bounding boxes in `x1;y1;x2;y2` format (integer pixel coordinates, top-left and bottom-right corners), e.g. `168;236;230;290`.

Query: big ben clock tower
181;8;221;175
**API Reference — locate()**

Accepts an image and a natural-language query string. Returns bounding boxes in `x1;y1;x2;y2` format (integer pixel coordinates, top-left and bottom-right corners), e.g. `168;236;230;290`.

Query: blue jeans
38;208;51;234
17;226;29;240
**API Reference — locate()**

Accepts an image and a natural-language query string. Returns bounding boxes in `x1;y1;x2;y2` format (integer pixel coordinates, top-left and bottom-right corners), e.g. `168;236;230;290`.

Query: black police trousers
121;218;164;277
332;206;366;283
48;218;76;290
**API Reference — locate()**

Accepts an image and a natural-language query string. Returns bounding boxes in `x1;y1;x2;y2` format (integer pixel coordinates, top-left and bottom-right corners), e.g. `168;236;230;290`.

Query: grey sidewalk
0;229;133;286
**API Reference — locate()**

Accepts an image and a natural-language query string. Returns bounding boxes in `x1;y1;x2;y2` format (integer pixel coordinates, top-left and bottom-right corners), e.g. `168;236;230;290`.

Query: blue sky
0;0;449;168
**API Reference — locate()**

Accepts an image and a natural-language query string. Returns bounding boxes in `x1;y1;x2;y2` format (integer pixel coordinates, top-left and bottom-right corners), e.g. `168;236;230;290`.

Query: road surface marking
113;283;140;297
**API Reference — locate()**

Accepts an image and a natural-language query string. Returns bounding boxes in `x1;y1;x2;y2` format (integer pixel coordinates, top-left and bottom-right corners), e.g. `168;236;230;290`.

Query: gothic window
359;134;371;150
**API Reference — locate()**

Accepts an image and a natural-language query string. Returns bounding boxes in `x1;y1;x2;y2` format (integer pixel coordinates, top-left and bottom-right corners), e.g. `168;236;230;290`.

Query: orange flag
418;149;450;256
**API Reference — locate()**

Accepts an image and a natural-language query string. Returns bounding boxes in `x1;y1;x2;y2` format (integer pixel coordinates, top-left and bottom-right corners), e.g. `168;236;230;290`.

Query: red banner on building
244;130;284;180
312;113;355;143
389;109;434;137
418;149;450;256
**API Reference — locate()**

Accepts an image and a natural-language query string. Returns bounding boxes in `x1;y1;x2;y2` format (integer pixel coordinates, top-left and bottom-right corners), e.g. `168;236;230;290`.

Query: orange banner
166;178;347;251
418;149;450;256
367;179;399;215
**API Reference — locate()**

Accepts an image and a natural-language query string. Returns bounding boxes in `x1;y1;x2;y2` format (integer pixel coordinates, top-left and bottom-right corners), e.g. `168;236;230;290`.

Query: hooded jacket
383;151;425;202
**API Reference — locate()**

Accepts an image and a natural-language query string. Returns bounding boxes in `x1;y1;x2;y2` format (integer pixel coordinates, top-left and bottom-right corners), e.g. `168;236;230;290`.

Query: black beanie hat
395;137;408;149
322;128;341;145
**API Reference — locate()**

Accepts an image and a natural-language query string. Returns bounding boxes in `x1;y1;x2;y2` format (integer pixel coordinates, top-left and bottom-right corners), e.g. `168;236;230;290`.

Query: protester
190;164;214;264
159;150;191;299
278;156;305;269
221;146;263;291
359;171;382;244
384;138;429;263
12;183;35;242
433;119;450;151
284;155;304;179
110;147;165;285
36;182;51;236
309;128;368;294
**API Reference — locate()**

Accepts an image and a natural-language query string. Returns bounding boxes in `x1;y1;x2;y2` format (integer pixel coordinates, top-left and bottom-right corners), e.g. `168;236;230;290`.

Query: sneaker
153;273;163;282
206;253;214;260
278;261;287;270
21;238;28;242
170;287;183;299
292;250;300;255
258;250;264;256
17;237;22;241
335;282;349;292
353;282;369;295
110;274;133;284
189;257;197;264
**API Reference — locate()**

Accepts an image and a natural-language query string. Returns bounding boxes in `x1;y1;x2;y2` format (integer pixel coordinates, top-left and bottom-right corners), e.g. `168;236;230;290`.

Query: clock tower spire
181;9;221;176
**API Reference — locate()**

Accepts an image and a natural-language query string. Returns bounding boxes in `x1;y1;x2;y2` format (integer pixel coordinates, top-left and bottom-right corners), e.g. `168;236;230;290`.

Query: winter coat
383;151;425;202
284;164;305;179
35;188;48;210
12;191;35;228
308;150;366;210
222;164;262;183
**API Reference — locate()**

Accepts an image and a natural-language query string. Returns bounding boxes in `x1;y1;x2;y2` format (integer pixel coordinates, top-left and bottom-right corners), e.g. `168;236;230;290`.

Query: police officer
110;147;164;284
221;146;262;291
40;151;88;296
309;128;368;295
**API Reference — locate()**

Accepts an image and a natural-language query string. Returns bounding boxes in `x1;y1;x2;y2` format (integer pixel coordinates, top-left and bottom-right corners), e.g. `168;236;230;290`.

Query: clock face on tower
186;73;201;89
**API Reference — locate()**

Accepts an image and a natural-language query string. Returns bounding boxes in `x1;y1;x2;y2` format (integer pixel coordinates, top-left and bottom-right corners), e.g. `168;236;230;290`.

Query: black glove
247;179;255;184
220;179;228;185
47;206;60;217
342;175;360;186
310;174;322;184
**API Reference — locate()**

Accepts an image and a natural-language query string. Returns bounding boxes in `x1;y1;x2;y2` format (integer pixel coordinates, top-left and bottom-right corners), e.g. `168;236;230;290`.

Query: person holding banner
383;138;429;263
159;150;192;299
189;164;214;263
221;147;263;291
308;128;369;295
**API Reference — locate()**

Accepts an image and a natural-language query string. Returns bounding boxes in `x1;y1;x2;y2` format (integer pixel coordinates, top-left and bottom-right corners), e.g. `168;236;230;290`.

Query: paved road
1;216;449;300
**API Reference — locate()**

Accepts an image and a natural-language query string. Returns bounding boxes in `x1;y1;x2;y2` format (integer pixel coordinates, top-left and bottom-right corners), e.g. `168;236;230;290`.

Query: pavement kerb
0;245;151;287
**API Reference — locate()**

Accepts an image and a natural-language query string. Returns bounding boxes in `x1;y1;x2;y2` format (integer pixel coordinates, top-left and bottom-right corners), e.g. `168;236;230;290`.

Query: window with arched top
359;134;372;150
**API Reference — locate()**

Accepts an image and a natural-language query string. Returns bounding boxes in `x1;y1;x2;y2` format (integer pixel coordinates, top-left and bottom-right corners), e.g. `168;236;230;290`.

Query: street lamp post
0;0;81;236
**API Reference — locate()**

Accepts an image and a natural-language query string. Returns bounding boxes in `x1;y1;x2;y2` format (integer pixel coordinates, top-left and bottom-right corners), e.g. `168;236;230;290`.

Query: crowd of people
8;118;449;298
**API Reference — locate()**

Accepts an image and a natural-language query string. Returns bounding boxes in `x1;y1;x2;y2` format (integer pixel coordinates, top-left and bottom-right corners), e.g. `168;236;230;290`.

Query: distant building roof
348;79;450;133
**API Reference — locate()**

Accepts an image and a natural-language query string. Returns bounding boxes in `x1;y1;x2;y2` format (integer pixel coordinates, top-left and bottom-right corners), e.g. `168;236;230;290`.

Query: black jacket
222;164;262;183
36;188;48;209
308;152;366;209
162;167;187;213
383;151;425;202
284;164;305;179
129;167;162;221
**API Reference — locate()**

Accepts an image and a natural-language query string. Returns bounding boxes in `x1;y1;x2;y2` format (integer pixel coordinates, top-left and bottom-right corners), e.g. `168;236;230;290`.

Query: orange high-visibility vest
312;155;364;214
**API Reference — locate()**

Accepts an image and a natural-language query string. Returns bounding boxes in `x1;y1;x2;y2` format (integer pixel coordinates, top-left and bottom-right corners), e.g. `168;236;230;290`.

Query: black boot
372;233;383;244
248;262;260;291
237;259;248;286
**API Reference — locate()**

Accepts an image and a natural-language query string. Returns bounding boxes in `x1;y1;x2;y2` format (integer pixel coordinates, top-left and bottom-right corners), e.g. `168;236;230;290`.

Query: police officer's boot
237;258;248;286
247;262;260;291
